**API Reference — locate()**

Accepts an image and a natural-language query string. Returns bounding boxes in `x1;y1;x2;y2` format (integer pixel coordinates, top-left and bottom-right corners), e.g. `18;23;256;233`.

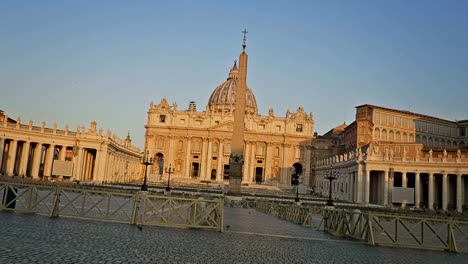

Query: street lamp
141;151;154;191
165;163;174;192
325;165;339;206
295;174;301;202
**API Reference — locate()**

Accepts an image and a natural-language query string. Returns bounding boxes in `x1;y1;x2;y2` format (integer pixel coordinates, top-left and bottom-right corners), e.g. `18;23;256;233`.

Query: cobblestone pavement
0;208;465;264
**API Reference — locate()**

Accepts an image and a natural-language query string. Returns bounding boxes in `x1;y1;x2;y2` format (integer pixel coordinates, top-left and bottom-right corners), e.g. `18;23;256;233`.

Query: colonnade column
356;168;362;203
415;172;421;208
184;138;191;178
31;143;42;179
59;146;67;161
216;142;223;181
456;174;463;213
402;172;407;207
365;169;370;204
428;173;434;210
383;170;389;206
5;139;18;176
19;141;31;176
43;145;55;177
442;173;448;211
0;138;5;173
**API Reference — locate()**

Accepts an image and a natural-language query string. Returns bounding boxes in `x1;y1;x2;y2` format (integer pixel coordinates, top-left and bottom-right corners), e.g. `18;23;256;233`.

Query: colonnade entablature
1;115;141;153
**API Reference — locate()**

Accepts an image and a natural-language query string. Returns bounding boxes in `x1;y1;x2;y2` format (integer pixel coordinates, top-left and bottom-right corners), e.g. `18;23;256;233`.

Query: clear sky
1;0;467;148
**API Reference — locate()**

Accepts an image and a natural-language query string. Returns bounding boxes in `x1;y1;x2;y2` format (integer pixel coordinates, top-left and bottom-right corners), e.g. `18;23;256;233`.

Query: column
401;171;407;207
59;146;67;161
43;145;55;177
265;144;272;183
249;143;255;183
365;169;370;203
402;171;407;187
5;139;18;176
356;169;362;203
442;173;448;211
185;138;191;178
216;142;223;181
242;142;250;183
74;147;84;181
281;144;290;184
93;149;102;182
0;138;5;173
19;141;31;176
205;139;212;179
200;138;207;179
383;170;389;206
456;174;463;213
428;173;434;210
31;143;43;179
415;172;421;208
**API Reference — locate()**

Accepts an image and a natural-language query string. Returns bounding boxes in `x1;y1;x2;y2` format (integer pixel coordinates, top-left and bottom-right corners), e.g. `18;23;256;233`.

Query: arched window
382;129;387;140
396;132;401;142
389;130;394;141
402;133;408;142
374;128;380;139
409;134;414;142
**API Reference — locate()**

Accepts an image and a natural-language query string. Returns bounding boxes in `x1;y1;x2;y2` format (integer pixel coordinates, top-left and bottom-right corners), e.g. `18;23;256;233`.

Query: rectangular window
276;125;281;131
159;115;166;123
215;121;220;125
296;124;303;132
195;120;202;125
258;124;265;130
180;119;185;125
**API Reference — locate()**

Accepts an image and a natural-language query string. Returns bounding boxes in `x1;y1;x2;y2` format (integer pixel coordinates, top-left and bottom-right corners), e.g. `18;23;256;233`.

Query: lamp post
165;163;174;192
295;174;301;202
325;165;339;206
141;151;154;191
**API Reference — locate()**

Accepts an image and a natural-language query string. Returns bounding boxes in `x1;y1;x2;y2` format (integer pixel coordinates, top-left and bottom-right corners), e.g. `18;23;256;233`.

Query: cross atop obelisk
242;28;248;51
228;30;249;195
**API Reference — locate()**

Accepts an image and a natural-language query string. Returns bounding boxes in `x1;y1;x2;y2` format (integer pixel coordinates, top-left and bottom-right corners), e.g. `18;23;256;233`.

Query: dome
207;61;258;115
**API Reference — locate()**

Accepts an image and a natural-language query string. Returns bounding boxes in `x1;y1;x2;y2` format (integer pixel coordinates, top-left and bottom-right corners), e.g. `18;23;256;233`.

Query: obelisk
228;29;248;195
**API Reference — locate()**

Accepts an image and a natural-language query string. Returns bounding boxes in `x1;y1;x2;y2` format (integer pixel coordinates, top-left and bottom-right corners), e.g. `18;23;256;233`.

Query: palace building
312;104;468;212
144;43;314;188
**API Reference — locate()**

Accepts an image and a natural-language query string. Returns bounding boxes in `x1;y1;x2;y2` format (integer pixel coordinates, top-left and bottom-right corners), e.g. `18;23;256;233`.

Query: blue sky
1;0;467;148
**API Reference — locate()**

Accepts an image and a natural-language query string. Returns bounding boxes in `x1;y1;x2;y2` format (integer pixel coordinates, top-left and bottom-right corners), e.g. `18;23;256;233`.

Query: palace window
159;115;166;123
296;124;303;132
276;125;281;131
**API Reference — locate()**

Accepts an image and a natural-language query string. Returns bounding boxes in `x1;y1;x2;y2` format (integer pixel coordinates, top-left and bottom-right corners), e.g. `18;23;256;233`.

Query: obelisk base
227;163;242;195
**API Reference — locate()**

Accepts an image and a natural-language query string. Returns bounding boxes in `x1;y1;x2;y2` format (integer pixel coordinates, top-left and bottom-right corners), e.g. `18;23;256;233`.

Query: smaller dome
207;61;258;115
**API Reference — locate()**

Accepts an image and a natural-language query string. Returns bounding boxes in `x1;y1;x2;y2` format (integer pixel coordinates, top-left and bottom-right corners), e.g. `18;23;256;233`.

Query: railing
0;181;223;231
248;200;468;253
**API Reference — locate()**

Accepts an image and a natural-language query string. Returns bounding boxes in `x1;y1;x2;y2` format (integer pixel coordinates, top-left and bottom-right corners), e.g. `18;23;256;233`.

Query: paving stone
0;208;466;263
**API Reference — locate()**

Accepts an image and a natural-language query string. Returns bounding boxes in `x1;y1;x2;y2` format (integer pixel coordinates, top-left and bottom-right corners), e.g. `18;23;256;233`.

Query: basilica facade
145;59;314;187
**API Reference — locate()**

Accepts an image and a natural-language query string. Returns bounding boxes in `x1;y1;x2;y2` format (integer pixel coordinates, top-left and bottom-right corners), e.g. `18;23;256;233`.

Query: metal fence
0;181;223;231
249;200;468;253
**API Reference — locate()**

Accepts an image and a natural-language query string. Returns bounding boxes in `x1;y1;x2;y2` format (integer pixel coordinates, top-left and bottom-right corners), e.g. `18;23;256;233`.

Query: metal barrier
247;199;468;253
0;181;223;231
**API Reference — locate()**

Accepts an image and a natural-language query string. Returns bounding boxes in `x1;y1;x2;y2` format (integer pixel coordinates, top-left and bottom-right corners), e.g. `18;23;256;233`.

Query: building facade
313;105;468;212
145;55;314;187
0;111;142;183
